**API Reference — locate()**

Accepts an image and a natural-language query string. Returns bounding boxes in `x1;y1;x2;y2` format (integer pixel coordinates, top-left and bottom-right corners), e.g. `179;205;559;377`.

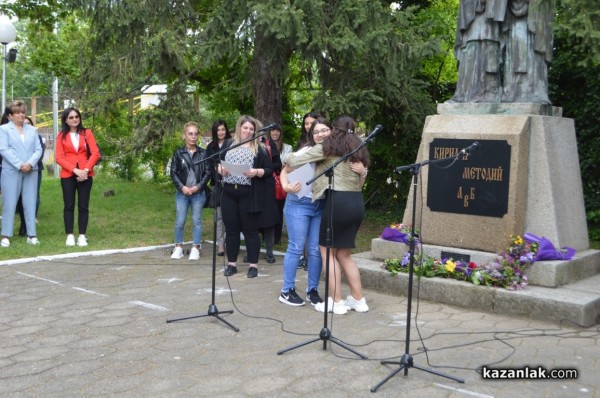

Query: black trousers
221;183;261;264
61;176;93;235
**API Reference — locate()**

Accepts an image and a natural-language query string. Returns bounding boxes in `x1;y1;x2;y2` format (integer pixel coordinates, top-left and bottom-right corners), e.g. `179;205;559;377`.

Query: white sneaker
344;295;369;312
1;237;10;247
171;246;184;259
66;234;75;247
315;297;347;315
27;237;40;245
189;247;200;260
77;235;88;247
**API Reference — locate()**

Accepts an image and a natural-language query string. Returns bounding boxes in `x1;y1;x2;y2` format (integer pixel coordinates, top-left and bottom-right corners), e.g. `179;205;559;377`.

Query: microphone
256;123;277;133
460;141;479;155
365;124;383;142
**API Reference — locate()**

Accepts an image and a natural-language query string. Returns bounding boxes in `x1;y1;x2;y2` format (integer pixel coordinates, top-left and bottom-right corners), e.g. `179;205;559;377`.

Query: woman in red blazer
55;107;102;247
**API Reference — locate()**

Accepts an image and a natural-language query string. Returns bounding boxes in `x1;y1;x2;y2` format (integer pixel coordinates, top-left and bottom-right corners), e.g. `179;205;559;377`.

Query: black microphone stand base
166;304;239;332
277;326;367;358
371;163;464;393
166;162;238;333
371;354;464;392
277;172;366;360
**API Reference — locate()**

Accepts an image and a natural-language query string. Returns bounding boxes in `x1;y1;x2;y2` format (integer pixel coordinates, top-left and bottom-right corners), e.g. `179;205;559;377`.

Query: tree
550;0;600;239
554;0;600;68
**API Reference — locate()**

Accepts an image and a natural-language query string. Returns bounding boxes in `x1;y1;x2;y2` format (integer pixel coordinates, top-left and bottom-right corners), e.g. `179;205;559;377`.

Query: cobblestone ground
1;246;598;397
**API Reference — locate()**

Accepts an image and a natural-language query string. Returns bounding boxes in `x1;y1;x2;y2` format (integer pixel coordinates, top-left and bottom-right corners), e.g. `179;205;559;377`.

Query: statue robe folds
502;0;553;104
451;0;507;103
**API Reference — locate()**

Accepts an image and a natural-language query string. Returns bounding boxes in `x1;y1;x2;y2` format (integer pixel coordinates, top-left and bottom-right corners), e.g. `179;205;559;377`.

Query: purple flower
490;270;503;279
401;252;411;267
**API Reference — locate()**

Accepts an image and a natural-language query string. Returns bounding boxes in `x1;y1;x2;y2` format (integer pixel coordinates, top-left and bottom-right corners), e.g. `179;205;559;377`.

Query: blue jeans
174;191;206;245
282;194;324;293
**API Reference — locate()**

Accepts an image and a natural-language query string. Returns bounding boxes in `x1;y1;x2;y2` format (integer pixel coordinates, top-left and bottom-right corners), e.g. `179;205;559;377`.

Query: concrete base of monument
349;239;600;327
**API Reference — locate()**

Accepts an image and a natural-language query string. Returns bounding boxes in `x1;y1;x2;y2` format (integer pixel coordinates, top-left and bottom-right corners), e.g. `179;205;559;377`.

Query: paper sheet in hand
221;161;251;177
287;163;314;198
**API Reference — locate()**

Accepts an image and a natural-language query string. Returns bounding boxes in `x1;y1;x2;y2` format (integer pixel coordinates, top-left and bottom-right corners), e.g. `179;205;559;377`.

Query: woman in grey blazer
0;100;43;247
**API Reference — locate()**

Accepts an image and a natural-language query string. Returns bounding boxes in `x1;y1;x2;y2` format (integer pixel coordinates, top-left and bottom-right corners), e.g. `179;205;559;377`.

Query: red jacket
55;129;102;178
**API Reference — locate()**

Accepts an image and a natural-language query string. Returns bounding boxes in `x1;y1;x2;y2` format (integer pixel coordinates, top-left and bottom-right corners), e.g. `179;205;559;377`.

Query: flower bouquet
383;235;550;290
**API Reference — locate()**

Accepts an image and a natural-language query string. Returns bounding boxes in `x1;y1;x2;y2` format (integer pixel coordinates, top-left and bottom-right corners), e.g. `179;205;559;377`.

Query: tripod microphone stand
278;125;383;358
166;124;277;329
277;168;366;358
371;143;479;392
166;157;239;332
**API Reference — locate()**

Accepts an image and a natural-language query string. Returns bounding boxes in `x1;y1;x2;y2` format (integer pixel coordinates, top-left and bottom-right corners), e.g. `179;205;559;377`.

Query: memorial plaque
427;139;511;217
440;251;471;263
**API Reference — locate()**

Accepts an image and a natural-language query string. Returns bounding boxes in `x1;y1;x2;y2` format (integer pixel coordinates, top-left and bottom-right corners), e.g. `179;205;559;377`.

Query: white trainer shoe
27;237;40;245
77;235;88;247
171;246;184;259
344;295;369;312
189;247;200;260
66;234;75;247
1;237;10;247
315;297;348;315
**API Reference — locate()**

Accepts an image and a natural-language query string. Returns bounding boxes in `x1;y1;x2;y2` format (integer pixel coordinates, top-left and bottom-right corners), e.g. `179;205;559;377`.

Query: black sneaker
298;255;307;270
266;254;276;263
306;289;323;305
247;266;258;278
279;288;306;306
224;265;237;276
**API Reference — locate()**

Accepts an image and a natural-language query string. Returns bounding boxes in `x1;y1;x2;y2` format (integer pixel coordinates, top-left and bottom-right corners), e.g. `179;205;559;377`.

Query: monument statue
449;0;554;104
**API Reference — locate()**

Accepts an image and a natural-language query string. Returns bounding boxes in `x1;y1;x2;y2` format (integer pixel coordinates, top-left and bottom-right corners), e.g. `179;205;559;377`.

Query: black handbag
204;183;222;208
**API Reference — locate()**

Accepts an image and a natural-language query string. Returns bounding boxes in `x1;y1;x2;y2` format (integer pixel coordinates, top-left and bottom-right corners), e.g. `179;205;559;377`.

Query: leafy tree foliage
553;0;600;68
550;0;600;239
3;0;598;237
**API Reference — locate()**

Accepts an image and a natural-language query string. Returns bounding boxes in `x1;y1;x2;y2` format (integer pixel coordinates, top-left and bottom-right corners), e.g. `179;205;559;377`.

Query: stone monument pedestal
363;103;600;327
402;103;589;253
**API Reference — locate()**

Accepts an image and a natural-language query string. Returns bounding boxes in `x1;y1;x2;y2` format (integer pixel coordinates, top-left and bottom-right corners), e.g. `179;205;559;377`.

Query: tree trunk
252;26;286;127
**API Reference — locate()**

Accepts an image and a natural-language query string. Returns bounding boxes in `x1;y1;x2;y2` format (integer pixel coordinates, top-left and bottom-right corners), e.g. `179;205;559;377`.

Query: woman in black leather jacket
169;122;211;260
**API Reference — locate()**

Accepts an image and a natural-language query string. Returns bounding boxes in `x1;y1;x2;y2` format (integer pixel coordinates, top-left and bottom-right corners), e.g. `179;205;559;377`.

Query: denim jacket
170;145;211;194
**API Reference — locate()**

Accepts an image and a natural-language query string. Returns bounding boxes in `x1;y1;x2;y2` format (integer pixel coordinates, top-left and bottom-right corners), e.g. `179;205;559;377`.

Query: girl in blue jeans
279;188;325;306
278;117;333;306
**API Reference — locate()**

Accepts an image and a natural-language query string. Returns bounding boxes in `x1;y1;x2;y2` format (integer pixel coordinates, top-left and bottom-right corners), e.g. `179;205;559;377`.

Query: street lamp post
0;19;17;111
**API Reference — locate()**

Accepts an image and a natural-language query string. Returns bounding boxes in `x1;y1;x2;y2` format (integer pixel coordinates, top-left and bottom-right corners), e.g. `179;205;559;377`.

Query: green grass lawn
0;175;394;261
0;176;186;261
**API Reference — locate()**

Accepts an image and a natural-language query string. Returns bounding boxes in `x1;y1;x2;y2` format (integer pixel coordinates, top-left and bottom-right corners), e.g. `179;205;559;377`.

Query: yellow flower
445;260;456;272
514;235;523;245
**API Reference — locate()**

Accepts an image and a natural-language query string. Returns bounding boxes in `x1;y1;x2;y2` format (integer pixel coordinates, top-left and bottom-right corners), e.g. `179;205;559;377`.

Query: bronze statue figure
449;0;554;104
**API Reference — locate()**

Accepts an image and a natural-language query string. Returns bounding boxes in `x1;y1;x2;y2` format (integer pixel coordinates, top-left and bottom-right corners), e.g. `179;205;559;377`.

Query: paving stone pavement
1;245;599;398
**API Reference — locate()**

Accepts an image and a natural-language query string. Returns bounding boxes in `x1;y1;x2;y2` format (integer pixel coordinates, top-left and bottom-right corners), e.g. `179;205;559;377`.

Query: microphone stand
166;127;273;330
370;145;477;392
277;133;377;358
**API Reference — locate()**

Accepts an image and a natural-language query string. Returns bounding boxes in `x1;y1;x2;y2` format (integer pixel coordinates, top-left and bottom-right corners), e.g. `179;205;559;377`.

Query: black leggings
221;184;261;264
61;176;93;235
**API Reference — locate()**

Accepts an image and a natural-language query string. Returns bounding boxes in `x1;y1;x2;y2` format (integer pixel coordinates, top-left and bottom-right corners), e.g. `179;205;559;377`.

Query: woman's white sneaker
66;234;75;246
1;237;10;247
315;297;347;315
171;246;184;259
344;296;369;312
77;235;88;247
189;247;200;260
26;237;40;245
